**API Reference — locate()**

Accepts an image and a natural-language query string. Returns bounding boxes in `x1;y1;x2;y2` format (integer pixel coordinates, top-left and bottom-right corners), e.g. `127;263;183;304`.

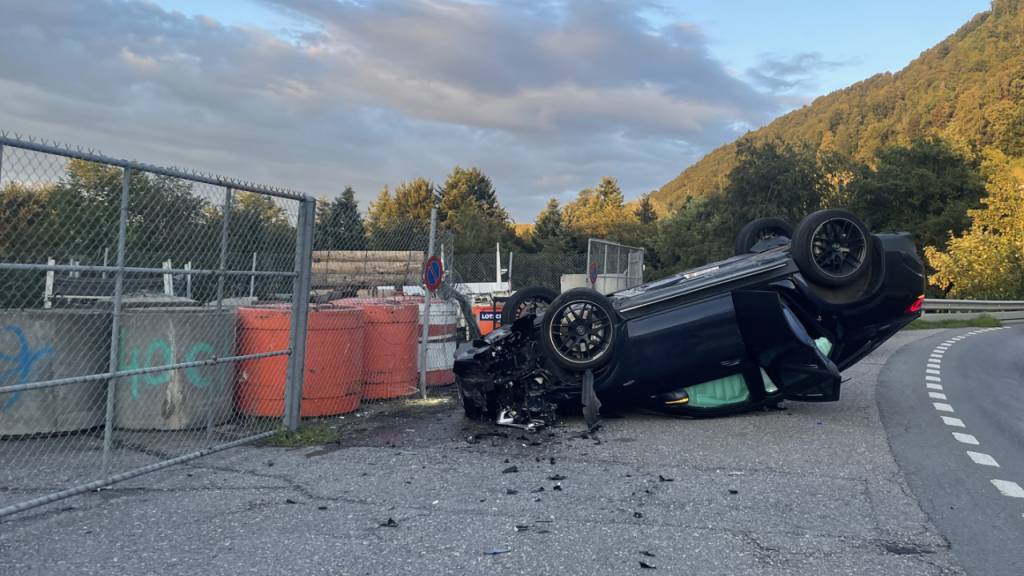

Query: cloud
747;52;852;93
0;0;798;220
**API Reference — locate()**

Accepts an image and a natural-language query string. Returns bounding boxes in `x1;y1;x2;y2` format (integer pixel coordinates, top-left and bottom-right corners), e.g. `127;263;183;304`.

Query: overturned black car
454;209;925;428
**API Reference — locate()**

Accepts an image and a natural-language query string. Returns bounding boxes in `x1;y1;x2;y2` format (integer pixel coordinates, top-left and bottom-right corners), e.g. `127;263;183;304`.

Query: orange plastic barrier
236;306;364;417
333;298;419;400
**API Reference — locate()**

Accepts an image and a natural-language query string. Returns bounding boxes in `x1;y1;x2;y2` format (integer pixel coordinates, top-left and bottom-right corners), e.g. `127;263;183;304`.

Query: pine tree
635;193;657;224
315;186;366;250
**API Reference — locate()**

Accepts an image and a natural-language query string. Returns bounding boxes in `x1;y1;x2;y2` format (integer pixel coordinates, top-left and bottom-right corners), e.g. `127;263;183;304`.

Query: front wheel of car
734;216;793;255
501;286;558;326
792;209;873;287
540;288;617;371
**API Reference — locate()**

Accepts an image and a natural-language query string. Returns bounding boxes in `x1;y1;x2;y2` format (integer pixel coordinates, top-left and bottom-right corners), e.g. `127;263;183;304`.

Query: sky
0;0;991;221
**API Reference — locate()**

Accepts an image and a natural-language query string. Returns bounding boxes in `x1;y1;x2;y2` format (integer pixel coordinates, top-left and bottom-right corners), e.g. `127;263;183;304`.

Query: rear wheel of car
540;288;617;371
734;217;794;255
500;286;558;325
792;209;873;287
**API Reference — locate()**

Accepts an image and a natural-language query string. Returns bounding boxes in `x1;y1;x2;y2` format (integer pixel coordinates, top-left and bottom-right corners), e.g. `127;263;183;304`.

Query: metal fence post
102;167;131;476
0;143;4;183
216;188;233;311
419;207;438;399
283;197;315;430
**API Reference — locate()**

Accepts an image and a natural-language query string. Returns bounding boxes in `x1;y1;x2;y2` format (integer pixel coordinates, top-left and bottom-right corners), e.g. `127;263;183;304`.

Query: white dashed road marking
924;329;1022;500
952;432;979;445
991;480;1024;499
966;451;1000;467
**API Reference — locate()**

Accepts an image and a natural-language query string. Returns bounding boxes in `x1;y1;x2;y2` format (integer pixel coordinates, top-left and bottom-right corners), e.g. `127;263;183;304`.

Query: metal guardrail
921;299;1024;322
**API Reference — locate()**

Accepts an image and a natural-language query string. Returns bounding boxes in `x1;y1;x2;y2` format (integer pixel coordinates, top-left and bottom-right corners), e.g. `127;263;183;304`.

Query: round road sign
588;261;599;286
424;256;444;292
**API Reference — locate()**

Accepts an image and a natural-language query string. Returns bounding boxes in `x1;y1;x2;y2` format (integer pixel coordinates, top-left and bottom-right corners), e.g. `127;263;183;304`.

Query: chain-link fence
452;251;587;293
0;134;314;517
585;238;645;293
0;133;466;518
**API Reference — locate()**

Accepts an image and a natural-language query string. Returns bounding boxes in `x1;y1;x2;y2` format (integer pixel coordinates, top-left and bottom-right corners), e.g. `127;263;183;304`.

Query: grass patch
262;421;339;447
905;314;1002;330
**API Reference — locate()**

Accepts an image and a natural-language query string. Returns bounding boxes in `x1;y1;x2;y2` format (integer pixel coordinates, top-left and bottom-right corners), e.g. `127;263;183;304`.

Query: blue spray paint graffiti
121;337;227;400
0;324;229;410
0;325;54;412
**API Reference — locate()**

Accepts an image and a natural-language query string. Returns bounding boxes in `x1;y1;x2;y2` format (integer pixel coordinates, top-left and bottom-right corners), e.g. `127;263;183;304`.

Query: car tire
540;288;617;372
500;286;558;325
734;217;794;255
792;209;873;287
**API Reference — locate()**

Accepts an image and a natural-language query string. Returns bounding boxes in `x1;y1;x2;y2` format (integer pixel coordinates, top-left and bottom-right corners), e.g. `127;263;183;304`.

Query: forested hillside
655;0;1024;211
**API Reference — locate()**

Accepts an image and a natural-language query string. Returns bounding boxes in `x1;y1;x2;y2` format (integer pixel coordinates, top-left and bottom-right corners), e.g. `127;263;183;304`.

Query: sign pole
419;207;439;399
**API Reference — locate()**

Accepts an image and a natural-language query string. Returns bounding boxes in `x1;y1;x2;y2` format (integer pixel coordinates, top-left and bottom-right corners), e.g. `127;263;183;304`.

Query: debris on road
502;465;519;474
379;518;399;528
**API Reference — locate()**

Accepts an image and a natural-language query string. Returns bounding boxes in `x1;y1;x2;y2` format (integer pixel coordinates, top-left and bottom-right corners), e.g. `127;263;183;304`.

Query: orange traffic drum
333;298;419;400
236;305;364;417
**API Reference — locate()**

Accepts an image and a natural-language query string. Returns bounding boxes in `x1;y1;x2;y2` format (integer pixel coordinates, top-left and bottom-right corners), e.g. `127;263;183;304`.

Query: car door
732;290;841;401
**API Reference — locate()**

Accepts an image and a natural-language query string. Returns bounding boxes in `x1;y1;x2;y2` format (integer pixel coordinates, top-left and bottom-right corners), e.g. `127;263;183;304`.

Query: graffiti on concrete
0;325;54;411
121;338;228;400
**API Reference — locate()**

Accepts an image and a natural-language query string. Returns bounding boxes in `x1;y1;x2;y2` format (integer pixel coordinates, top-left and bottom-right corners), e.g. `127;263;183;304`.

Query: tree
655;193;734;272
316;187;366;250
438;167;513;253
392;178;436;223
439;166;506;222
364;180;434;250
562;177;637;250
849;138;985;252
635;193;657;225
925;148;1024;298
533;199;563;242
723;139;824;226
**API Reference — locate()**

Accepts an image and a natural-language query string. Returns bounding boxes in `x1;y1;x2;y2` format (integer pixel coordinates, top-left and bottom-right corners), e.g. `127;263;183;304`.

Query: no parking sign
423;255;444;292
588;261;599;287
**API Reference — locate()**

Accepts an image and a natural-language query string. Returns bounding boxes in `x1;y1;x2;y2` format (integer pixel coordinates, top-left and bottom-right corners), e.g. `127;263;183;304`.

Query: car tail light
905;294;925;314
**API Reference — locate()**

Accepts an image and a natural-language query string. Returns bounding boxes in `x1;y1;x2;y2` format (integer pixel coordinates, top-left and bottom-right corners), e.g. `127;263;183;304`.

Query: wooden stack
311;250;425;288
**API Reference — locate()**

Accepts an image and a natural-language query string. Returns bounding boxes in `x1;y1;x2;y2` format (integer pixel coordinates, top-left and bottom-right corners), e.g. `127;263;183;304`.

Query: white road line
952;336;965;341
928;392;947;400
952;432;979;445
929;357;942;363
926;375;941;382
937;345;951;349
932;350;945;355
927;383;943;390
927;363;941;369
966;451;999;467
992;480;1024;498
926;368;941;375
933;402;955;413
941;416;965;427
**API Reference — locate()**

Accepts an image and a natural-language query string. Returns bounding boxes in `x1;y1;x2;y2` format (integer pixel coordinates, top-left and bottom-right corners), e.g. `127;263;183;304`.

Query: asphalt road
878;325;1024;575
0;329;976;575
